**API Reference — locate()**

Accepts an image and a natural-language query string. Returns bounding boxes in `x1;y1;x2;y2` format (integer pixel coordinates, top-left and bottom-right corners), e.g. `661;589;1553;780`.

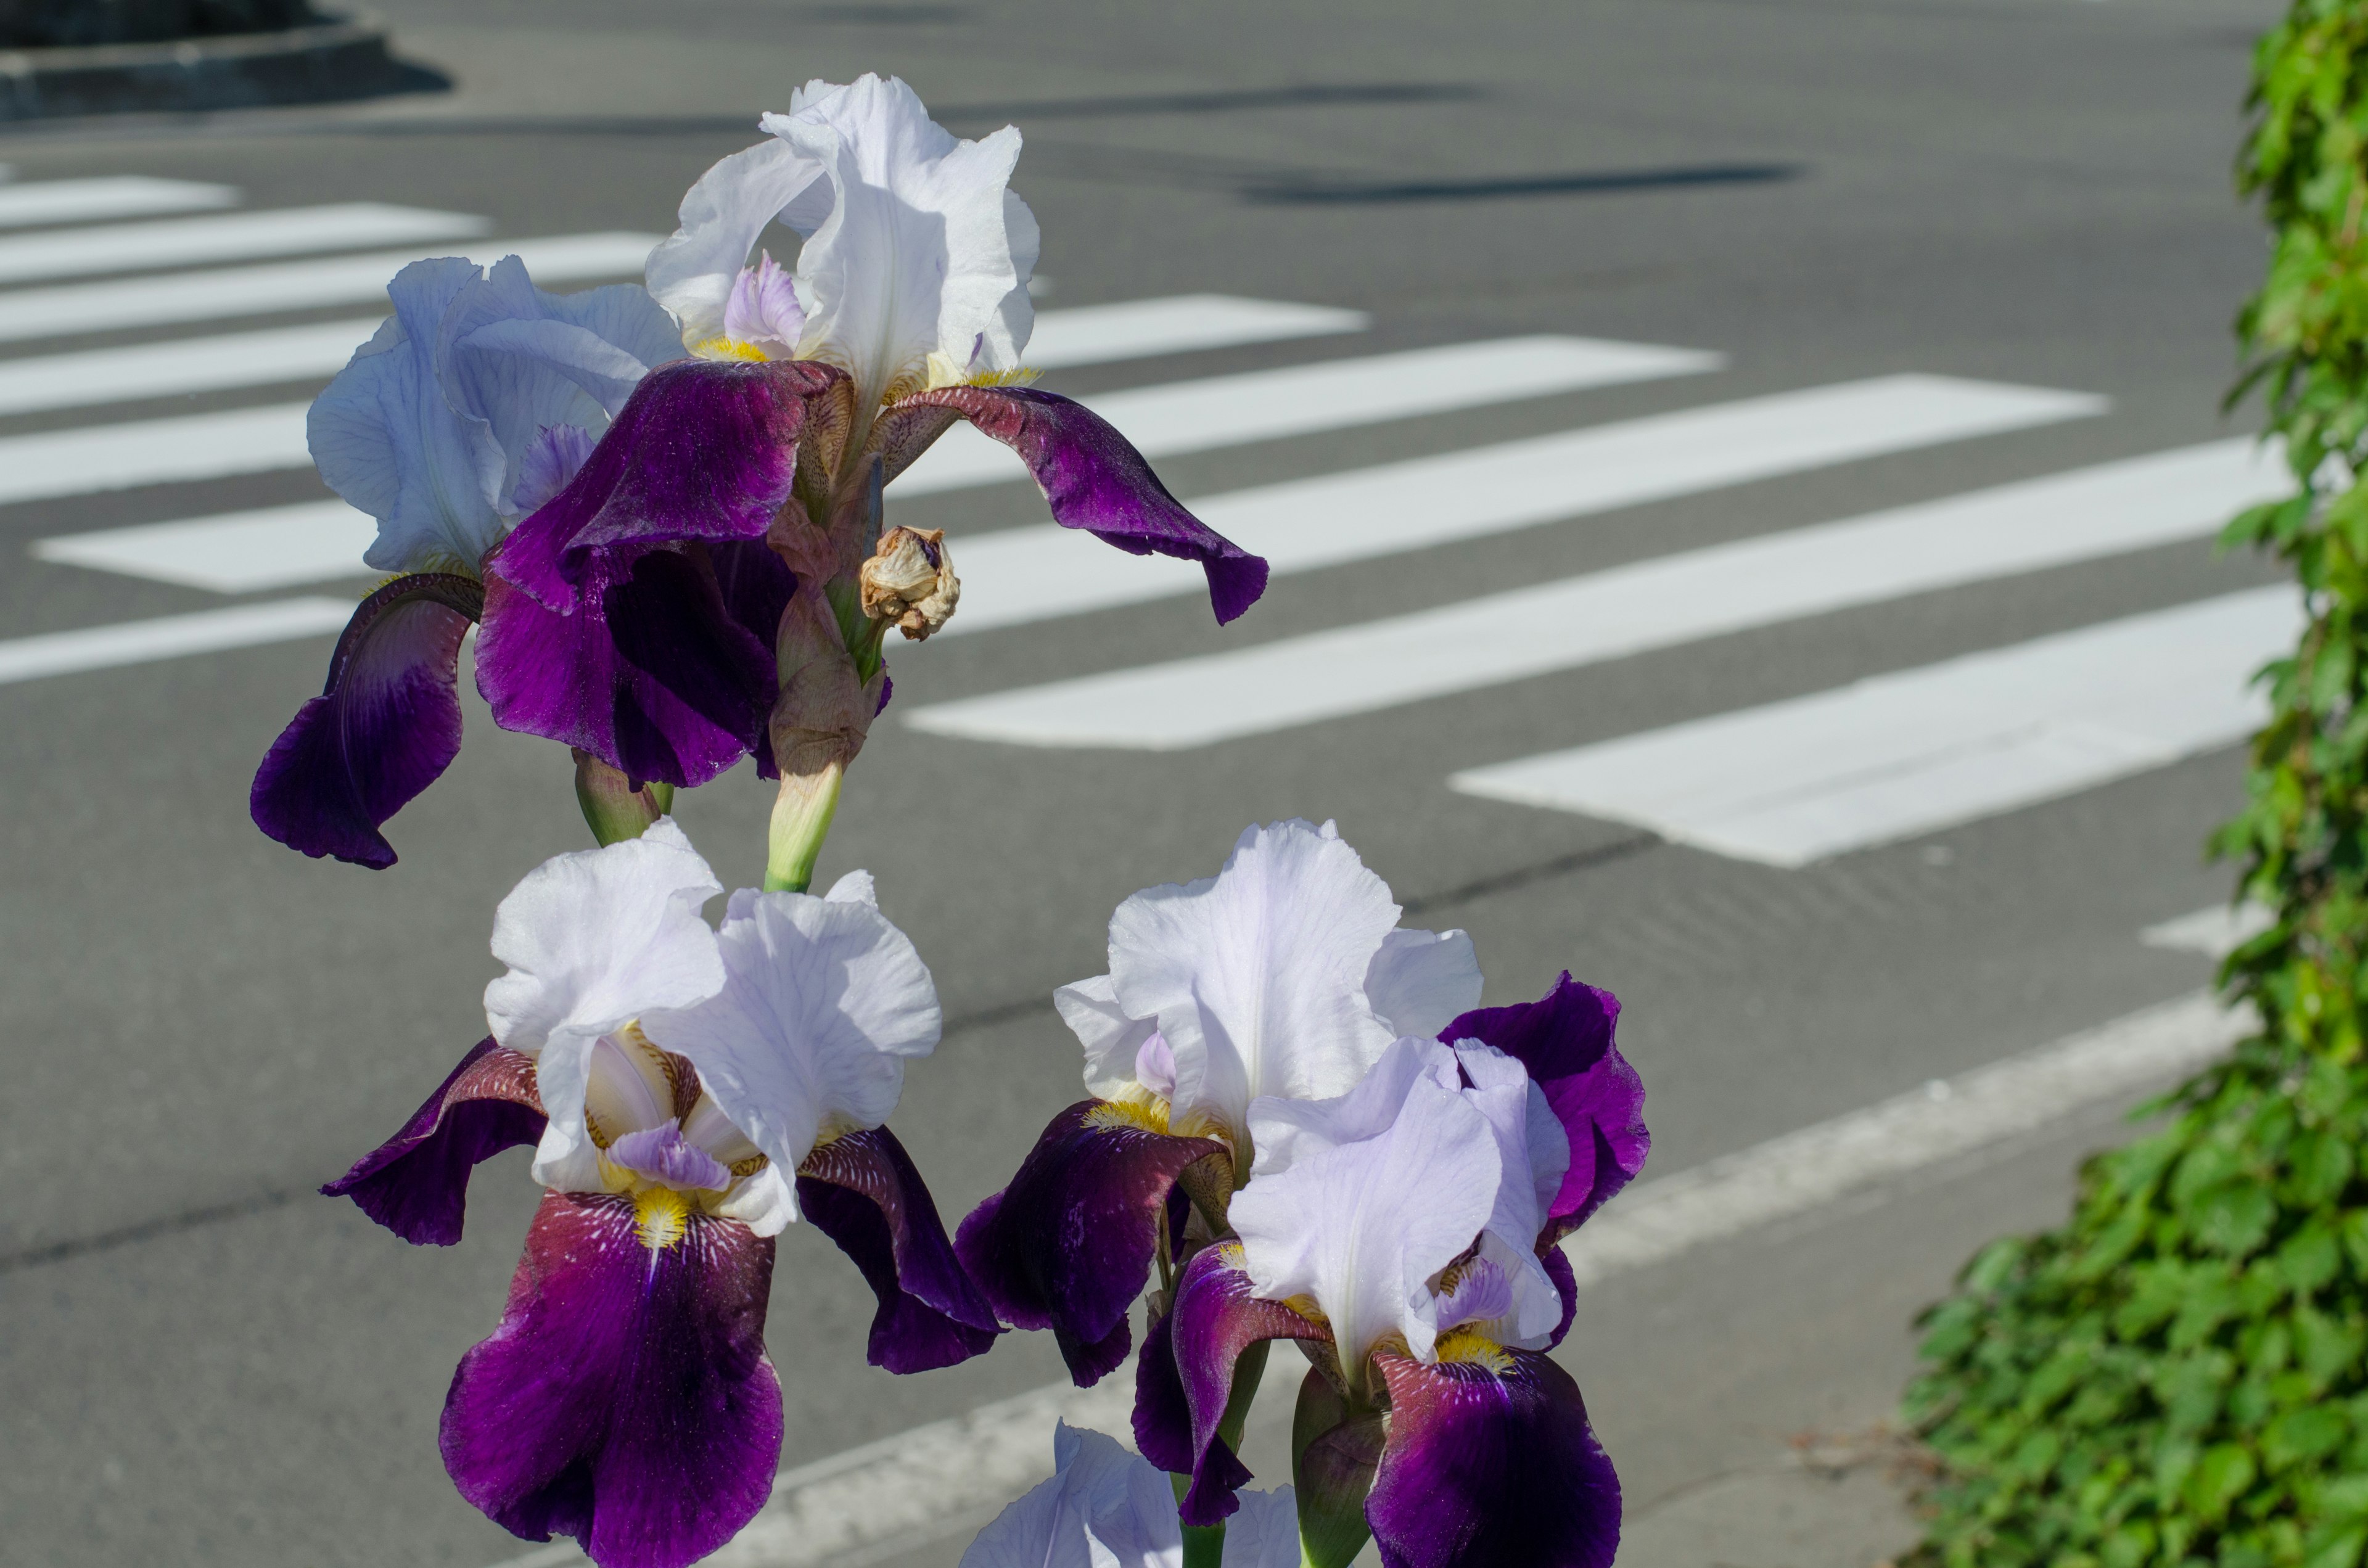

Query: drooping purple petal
322;1036;543;1245
889;385;1268;625
250;572;483;869
490;357;837;612
475;545;780;789
954;1101;1223;1386
709;538;799;779
1166;1242;1330;1525
1444;974;1647;1243
1365;1347;1620;1568
442;1191;782;1568
796;1127;1002;1374
1132;1301;1194;1474
1543;1243;1579;1350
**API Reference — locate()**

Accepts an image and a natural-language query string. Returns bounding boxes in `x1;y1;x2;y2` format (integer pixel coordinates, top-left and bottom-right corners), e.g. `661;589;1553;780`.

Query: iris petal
250;571;482;869
321;1036;543;1244
441;1191;782;1568
796;1127;1001;1373
1159;1242;1330;1525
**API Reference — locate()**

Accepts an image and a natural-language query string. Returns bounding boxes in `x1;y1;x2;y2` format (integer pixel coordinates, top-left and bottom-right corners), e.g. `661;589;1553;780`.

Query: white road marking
0;598;354;685
0;176;239;229
0;319;379;417
0;231;662;345
487;989;2245;1568
0;203;489;285
894;334;1727;495
911;425;2243;746
1452;587;2298;865
0;401;311;506
33;501;376;591
918;374;2116;639
1024;293;1368;367
2142;902;2273;958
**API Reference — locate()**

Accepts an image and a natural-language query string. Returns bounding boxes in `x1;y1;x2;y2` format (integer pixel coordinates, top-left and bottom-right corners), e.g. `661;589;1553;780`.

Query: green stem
764;759;844;892
573;750;672;845
1171;1339;1270;1567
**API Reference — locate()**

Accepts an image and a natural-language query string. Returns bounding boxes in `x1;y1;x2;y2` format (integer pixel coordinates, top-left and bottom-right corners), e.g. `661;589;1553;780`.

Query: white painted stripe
2142;903;2272;959
0;203;489;285
0;176;239;229
33;501;374;591
1453;588;2298;865
0;231;662;345
913;426;2233;749
0;402;310;506
488;989;2245;1568
921;374;2116;640
0;599;354;684
894;335;1727;496
1024;293;1368;367
0;319;379;417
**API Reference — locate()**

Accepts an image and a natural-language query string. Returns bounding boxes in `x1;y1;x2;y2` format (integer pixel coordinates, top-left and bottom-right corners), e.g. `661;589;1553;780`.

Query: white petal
1108;820;1404;1146
1364;926;1482;1038
640;879;940;1189
823;868;879;907
1220;1489;1303;1568
480;819;725;1188
1243;1035;1457;1180
959;1424;1181;1568
715;1160;800;1236
1055;974;1159;1101
1231;1061;1499;1384
645;134;829;352
763;74;1035;408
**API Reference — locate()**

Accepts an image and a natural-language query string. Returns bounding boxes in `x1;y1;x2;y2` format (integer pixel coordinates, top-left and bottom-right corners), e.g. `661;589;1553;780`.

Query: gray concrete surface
0;0;2283;1563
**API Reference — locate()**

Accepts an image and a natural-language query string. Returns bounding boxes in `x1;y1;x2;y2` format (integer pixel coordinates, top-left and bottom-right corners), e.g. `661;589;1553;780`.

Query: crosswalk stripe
0;203;490;285
1022;293;1368;367
0;231;662;346
893;334;1726;495
0;598;355;685
32;501;374;591
0;403;308;506
0;176;239;230
923;374;2115;639
0;319;379;418
1449;586;2296;866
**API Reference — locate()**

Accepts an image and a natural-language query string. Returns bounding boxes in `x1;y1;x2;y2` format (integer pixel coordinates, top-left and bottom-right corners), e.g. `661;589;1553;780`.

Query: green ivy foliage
1904;4;2368;1564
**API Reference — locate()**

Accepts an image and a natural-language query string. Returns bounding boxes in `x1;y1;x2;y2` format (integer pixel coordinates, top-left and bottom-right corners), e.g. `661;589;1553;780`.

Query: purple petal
475;545;780;789
1366;1348;1620;1568
796;1127;1003;1374
322;1037;544;1245
250;572;482;869
610;1124;733;1191
1166;1242;1330;1525
890;386;1268;625
442;1191;782;1568
1543;1244;1578;1350
1444;974;1648;1242
1132;1301;1194;1474
953;1101;1223;1386
491;357;838;612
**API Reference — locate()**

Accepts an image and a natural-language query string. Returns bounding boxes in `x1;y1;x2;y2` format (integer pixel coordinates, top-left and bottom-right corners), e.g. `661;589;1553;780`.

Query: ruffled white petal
1364;925;1482;1038
761;74;1037;408
1218;1487;1304;1568
1056;974;1160;1101
639;878;940;1236
480;819;725;1190
961;1423;1291;1568
1233;1038;1500;1384
646;134;830;353
1105;820;1404;1146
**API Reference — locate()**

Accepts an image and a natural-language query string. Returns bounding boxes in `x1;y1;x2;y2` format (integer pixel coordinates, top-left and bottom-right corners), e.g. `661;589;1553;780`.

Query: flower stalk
572;750;673;846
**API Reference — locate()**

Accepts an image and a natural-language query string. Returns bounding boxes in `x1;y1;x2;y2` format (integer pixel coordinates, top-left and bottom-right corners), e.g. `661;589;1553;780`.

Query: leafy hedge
1902;4;2368;1565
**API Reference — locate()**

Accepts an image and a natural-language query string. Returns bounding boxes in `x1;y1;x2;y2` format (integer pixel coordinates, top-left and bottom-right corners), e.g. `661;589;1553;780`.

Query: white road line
0;319;379;418
1453;587;2298;866
33;501;375;591
2142;902;2272;958
0;402;310;506
0;599;354;684
490;989;2245;1568
0;203;489;285
0;231;662;345
0;176;239;229
918;374;2115;640
894;334;1727;495
913;423;2234;747
1024;293;1368;367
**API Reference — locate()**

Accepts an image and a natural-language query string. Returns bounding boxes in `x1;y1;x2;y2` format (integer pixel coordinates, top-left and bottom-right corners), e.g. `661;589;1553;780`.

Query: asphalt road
0;0;2285;1563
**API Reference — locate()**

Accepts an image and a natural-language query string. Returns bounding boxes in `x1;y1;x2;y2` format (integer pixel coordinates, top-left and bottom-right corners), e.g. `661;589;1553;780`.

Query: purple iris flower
1135;1017;1648;1568
252;252;734;868
324;821;997;1568
955;820;1484;1384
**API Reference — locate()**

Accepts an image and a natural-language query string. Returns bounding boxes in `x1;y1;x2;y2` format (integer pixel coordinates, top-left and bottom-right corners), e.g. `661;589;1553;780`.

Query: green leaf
2187;1443;2260;1523
2195;1181;2281;1257
2269;1405;2354;1469
1289;1372;1381;1568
